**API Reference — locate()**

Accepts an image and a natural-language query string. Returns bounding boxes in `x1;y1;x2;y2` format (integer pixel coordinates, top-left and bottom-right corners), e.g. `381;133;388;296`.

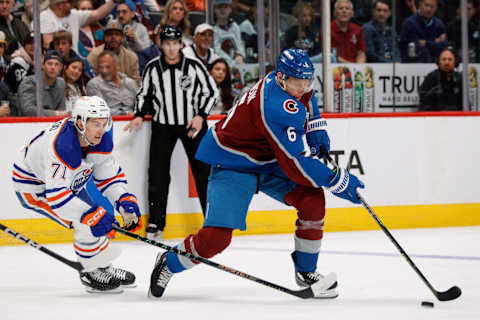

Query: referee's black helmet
160;25;182;41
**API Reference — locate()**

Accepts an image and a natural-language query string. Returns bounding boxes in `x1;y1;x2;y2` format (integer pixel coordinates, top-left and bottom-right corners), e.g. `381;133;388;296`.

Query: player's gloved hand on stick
81;205;118;238
327;167;364;204
306;115;330;157
115;193;142;231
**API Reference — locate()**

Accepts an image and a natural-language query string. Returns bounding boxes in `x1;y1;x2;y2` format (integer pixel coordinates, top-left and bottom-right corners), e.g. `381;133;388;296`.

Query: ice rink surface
1;226;478;320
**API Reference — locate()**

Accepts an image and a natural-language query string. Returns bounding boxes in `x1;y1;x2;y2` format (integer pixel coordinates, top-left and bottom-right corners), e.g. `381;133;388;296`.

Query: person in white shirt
39;0;121;53
182;23;219;67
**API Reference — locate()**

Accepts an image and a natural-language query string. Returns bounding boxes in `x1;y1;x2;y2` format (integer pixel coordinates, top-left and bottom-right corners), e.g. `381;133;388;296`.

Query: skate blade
122;283;137;288
85;287;124;294
310;272;339;299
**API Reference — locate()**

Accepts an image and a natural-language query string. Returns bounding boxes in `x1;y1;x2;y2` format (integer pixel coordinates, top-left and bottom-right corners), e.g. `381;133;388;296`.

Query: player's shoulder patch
53;120;82;169
88;131;113;154
283;99;299;114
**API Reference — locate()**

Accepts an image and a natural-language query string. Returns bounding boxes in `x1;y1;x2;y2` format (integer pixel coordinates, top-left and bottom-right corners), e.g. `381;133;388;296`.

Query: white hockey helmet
72;96;112;145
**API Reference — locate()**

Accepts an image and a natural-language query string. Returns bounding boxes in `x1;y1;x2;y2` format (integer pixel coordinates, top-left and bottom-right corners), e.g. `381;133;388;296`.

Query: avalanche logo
70;168;93;192
283;99;299;114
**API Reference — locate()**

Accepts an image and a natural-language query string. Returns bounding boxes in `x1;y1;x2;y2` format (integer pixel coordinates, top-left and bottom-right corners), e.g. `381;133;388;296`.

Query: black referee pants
147;121;210;231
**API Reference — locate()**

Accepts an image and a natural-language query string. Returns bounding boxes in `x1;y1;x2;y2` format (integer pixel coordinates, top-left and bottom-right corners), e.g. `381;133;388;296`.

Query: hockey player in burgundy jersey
149;49;365;299
12;96;142;294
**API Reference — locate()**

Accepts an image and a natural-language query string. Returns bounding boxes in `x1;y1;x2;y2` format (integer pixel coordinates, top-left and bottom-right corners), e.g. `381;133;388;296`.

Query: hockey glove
327;167;364;204
81;205;118;238
115;193;142;231
306;115;330;157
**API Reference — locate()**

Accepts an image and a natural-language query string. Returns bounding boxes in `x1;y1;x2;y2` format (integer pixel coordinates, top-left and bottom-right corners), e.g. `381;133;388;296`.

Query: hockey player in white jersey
12;96;142;293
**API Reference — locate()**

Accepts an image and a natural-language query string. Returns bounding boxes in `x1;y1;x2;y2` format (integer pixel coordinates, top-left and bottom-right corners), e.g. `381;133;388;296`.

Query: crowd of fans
0;0;477;117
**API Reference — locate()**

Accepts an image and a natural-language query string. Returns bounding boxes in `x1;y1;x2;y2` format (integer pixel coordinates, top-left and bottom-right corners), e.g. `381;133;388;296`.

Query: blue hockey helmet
276;48;314;80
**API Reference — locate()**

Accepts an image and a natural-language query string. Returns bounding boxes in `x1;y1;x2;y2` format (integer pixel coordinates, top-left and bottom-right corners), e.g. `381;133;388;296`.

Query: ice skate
80;267;123;294
148;252;173;298
105;265;136;288
291;252;338;299
146;223;163;241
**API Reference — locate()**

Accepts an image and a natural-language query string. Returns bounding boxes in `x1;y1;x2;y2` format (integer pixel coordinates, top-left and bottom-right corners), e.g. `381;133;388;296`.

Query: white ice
1;226;479;320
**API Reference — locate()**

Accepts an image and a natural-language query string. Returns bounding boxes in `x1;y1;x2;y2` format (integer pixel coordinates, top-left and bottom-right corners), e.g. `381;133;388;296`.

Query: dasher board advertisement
236;63;480;112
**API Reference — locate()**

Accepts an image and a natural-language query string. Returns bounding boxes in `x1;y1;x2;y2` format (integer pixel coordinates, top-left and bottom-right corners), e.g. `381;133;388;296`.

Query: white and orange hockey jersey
12;118;129;227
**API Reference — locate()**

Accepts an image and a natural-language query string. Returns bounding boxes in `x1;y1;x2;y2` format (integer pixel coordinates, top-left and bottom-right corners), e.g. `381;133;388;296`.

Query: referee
125;25;218;240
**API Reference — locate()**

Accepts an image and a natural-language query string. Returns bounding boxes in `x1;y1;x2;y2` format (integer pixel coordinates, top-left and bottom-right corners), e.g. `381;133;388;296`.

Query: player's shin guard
166;226;233;273
285;185;337;297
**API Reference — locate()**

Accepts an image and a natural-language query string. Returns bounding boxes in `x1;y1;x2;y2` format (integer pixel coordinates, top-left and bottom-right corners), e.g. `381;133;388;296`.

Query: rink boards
1;113;479;245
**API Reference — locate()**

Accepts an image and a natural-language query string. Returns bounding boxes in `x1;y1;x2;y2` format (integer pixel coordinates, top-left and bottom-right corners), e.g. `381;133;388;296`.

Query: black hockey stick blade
436;286;462;301
113;225;337;299
0;222;83;272
318;147;462;302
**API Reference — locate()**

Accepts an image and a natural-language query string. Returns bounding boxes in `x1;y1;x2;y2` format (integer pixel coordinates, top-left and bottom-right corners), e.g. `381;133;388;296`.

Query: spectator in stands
138;23;161;74
160;0;192;44
51;30;94;78
238;0;271;63
231;0;255;24
419;48;463;111
5;32;34;95
447;0;480;63
86;50;137;115
39;0;121;53
18;50;69;117
76;0;104;59
87;19;141;87
183;23;219;66
117;0;152;52
185;0;205;11
395;0;417;32
0;0;31;58
213;0;245;66
0;80;13;116
351;0;372;25
283;1;320;57
21;0;50;31
399;0;447;63
208;58;234;114
63;57;89;111
331;0;366;63
0;31;7;80
363;0;400;62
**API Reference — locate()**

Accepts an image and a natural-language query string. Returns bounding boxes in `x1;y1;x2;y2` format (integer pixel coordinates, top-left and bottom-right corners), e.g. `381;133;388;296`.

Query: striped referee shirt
135;52;218;125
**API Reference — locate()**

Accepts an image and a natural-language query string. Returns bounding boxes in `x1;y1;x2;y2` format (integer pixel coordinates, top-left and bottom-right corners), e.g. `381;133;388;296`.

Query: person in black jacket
419;48;464;111
124;26;218;240
0;0;31;58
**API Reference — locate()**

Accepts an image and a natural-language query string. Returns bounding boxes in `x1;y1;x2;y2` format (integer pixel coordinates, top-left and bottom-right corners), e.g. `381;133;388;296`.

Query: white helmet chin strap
74;119;97;146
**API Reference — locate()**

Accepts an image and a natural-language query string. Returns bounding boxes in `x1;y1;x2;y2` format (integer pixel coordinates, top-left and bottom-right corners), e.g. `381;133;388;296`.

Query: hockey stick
320;148;461;301
0;222;83;273
112;224;337;299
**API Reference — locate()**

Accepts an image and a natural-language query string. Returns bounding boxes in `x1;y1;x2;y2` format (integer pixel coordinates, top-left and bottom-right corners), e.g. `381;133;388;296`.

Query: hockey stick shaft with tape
320;147;461;301
0;222;83;272
113;225;336;299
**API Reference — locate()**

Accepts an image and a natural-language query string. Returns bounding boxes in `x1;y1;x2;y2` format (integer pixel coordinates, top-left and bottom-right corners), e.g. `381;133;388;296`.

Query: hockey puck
421;301;434;308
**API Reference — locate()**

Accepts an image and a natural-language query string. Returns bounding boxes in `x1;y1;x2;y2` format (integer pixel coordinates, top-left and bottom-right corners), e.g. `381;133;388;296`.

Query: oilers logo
283;99;299;114
70;168;93;192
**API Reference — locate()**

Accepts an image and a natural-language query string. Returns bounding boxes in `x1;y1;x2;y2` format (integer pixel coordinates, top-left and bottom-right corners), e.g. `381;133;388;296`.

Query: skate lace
156;266;172;287
107;266;127;280
305;271;321;281
90;269;113;284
